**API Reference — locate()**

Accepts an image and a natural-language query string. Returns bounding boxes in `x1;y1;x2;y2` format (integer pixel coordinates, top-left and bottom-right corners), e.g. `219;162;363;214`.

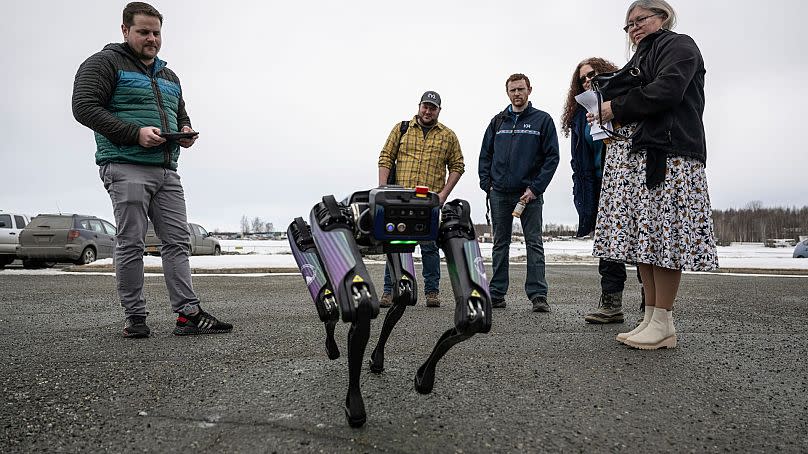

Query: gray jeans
100;163;200;317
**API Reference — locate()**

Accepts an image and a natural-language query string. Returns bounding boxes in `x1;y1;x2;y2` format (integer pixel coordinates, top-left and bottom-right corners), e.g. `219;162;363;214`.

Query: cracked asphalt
1;264;807;453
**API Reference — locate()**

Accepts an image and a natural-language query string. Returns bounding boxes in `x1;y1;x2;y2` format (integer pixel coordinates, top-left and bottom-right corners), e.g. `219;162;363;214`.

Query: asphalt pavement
1;264;807;453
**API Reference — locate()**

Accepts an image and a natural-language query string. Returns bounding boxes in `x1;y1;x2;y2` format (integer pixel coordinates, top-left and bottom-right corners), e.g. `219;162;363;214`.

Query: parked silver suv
0;211;30;268
17;214;116;267
144;222;221;256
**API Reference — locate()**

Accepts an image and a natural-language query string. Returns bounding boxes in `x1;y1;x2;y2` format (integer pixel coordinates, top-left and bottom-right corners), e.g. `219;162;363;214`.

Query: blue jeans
383;241;440;295
489;189;547;300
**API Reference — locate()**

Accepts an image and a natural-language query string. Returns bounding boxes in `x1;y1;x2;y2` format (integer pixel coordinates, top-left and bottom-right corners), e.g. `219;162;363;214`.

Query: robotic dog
287;186;492;427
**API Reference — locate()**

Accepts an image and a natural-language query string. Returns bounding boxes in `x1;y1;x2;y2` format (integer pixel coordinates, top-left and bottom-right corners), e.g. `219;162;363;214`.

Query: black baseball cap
420;91;441;108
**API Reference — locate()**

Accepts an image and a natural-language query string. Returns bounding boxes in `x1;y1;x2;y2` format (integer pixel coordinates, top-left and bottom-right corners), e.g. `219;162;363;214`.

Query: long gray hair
625;0;677;53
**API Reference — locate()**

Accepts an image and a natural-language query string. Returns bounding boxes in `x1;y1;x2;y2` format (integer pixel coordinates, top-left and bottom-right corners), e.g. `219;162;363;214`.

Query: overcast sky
3;0;806;232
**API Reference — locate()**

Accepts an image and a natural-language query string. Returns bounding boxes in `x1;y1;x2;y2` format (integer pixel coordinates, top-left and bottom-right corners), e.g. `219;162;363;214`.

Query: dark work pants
598;259;643;294
598;259;626;294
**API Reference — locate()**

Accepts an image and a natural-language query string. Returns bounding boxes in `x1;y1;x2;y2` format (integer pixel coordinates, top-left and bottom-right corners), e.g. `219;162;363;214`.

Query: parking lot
1;264;807;452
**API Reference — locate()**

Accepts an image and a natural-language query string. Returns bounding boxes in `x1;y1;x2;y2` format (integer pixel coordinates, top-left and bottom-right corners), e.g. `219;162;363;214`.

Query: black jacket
611;29;707;165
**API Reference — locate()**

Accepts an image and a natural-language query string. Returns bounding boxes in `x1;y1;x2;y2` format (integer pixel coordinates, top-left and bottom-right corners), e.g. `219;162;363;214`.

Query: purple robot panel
310;213;356;284
464;241;490;298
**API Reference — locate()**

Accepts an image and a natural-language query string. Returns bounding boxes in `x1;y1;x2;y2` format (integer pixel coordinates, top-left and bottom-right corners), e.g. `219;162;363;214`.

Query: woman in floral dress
588;0;718;350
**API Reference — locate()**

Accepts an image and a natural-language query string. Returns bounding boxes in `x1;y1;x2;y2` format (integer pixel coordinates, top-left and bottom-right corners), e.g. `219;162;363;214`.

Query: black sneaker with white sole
123;315;150;338
173;309;233;336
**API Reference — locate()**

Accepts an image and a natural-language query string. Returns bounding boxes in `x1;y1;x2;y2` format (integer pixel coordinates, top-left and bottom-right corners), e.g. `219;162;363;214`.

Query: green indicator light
389;240;418;245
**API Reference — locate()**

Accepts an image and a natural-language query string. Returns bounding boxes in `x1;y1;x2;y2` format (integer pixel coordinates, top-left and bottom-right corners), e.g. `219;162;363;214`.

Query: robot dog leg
309;195;380;428
368;252;417;373
287;217;340;360
414;199;492;394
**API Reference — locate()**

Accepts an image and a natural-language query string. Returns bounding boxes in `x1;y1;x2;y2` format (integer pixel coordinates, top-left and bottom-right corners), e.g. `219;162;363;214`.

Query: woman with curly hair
587;0;718;350
562;57;641;325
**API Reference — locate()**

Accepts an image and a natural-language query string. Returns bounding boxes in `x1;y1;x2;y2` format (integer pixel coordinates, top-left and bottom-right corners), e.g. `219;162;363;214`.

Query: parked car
144;222;221;256
794;239;808;258
17;214;116;267
0;211;30;268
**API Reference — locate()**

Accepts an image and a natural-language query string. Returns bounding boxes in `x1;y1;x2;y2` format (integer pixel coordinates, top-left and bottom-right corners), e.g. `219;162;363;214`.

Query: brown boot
584;292;624;324
379;293;392;308
425;292;440;308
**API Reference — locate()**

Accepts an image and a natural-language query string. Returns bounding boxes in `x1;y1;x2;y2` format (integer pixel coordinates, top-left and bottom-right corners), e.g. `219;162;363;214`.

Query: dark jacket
72;43;191;170
478;102;559;196
570;108;604;237
611;29;706;165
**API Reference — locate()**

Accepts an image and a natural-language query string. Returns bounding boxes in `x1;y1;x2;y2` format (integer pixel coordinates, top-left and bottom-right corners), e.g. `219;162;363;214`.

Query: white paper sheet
574;90;614;140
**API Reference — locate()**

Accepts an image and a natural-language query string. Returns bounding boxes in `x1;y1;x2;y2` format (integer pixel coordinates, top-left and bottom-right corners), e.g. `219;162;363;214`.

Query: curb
707;267;808;276
66;265;300;274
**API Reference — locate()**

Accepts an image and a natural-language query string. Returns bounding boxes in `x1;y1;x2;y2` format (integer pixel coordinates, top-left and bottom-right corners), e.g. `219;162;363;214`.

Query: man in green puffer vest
72;2;232;339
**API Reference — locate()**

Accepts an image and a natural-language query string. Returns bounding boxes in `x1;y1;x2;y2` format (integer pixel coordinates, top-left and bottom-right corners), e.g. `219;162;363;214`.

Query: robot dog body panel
309;204;380;323
288;218;341;360
287;219;336;323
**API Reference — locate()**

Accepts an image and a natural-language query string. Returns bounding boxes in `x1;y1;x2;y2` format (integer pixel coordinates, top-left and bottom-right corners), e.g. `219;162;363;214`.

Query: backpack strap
387;120;410;185
493;114;506;132
484;115;507;226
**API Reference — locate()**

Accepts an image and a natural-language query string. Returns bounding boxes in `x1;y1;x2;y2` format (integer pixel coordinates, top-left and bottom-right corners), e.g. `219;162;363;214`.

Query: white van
0;211;31;267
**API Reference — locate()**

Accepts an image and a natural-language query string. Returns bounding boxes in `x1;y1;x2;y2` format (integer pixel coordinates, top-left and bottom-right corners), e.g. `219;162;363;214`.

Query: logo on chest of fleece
513;123;540;136
495;122;541;136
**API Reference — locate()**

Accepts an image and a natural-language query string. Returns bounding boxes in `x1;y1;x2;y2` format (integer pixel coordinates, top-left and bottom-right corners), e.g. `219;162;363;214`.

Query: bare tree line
537;203;808;243
234;202;807;241
712;202;808;245
239;215;274;234
475;202;808;244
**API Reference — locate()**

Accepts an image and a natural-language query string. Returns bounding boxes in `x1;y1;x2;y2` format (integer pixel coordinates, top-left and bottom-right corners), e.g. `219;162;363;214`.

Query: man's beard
418;115;437;127
135;49;154;61
127;40;159;62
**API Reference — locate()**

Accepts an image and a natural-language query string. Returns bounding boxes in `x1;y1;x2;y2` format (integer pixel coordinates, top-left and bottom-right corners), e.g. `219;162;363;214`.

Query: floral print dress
593;124;719;271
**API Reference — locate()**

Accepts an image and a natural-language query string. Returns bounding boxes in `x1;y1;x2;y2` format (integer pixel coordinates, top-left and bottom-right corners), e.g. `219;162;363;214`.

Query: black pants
598;259;642;294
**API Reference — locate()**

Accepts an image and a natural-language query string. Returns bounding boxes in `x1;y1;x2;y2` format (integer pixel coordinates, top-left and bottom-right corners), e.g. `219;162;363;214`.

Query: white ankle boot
623;307;677;350
616;306;654;343
666;310;676;337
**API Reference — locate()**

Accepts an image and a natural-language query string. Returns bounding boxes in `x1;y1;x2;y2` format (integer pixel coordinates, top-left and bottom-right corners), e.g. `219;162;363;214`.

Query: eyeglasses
623;13;660;32
578;70;596;85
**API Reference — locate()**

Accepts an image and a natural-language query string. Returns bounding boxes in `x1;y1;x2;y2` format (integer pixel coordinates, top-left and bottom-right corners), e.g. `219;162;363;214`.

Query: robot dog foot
414;295;489;394
343;391;367;428
413;328;473;394
368;301;406;374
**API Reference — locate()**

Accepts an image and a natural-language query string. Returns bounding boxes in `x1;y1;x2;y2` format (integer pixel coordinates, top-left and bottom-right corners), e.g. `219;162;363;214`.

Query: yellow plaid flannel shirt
377;117;464;193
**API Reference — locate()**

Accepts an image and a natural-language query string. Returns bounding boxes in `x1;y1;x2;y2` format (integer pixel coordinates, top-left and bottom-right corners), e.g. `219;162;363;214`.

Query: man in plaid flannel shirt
377;91;465;308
